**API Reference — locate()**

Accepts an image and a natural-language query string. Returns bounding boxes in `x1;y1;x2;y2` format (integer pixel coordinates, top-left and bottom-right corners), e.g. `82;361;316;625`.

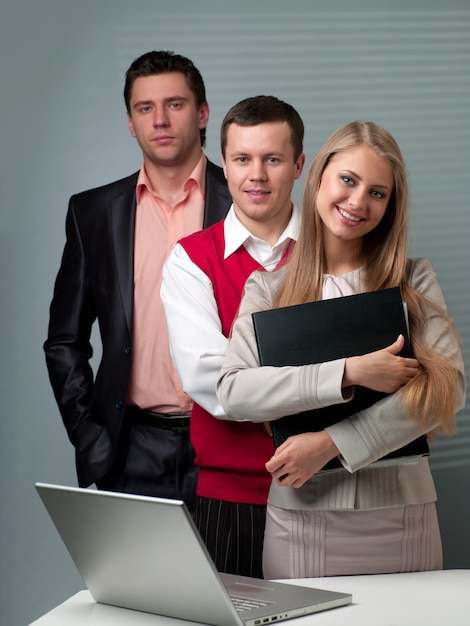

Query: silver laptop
35;483;351;625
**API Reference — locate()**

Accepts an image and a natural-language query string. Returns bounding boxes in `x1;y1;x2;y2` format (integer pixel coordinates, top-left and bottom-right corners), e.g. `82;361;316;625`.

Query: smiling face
316;144;394;248
127;72;208;171
222;121;304;243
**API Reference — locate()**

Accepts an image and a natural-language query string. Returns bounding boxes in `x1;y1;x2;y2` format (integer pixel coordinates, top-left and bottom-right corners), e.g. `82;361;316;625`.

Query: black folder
252;287;429;470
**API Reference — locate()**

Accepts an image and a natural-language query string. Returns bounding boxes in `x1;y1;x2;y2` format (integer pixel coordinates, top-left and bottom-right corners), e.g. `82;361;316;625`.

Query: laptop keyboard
231;594;269;613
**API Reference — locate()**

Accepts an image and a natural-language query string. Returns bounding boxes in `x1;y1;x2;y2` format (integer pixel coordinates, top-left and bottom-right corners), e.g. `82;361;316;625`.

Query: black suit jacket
44;160;231;487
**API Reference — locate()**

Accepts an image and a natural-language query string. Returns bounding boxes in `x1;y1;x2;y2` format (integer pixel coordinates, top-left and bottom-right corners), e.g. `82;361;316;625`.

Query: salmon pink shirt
126;155;206;413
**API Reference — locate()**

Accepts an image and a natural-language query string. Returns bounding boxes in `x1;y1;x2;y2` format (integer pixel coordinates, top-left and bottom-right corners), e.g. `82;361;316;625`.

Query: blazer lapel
109;166;228;333
111;177;137;333
203;160;232;228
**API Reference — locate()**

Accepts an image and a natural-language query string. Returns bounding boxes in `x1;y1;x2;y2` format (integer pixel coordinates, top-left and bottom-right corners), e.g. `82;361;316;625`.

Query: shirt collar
223;204;301;259
135;154;207;203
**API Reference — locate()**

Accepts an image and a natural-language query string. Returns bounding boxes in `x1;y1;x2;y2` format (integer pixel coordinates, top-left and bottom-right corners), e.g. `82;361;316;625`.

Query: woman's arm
328;258;466;472
216;269;351;422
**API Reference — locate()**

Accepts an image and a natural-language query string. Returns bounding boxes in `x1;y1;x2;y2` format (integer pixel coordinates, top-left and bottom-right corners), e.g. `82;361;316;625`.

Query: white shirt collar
223;204;301;263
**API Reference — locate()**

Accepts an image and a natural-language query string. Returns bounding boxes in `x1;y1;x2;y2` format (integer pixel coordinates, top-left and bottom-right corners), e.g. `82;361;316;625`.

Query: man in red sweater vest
161;96;305;577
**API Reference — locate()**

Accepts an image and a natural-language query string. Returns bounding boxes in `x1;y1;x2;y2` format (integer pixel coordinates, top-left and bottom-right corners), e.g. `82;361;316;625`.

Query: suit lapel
109;166;228;332
111;177;137;333
203;160;232;228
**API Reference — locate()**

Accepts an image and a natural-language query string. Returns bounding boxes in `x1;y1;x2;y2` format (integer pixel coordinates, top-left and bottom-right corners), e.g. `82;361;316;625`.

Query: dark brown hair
221;95;304;160
124;50;207;146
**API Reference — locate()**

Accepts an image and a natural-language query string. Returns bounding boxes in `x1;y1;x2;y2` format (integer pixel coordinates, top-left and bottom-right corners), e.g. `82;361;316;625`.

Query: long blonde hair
275;121;457;434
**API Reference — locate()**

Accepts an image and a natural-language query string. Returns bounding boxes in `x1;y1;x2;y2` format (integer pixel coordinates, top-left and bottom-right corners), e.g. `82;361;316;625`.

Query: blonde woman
216;121;466;578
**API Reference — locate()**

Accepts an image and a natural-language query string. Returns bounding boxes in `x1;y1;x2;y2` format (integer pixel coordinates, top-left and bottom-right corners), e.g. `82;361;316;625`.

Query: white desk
30;569;470;625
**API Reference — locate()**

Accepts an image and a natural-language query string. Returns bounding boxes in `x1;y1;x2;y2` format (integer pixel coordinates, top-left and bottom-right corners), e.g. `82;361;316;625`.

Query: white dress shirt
161;204;301;418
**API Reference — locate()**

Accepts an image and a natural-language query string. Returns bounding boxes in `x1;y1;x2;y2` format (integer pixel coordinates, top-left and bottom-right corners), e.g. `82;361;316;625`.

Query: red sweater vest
180;221;290;504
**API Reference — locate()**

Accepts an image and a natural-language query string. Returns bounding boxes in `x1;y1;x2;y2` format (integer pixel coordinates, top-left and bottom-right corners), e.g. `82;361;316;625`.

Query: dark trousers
96;409;198;516
195;496;266;578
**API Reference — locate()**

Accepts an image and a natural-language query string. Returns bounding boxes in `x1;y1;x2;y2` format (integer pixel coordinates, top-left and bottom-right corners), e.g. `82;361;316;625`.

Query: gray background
1;1;468;624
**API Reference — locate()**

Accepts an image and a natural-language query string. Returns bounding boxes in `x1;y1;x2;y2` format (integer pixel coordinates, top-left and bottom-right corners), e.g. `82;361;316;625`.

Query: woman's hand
265;430;340;488
343;334;420;394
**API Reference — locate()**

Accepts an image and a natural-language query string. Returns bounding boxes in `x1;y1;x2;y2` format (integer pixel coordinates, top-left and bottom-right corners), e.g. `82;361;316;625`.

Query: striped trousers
195;496;266;578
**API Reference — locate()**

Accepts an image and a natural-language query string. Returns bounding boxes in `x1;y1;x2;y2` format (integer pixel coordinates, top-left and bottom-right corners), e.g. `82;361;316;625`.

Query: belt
125;405;190;432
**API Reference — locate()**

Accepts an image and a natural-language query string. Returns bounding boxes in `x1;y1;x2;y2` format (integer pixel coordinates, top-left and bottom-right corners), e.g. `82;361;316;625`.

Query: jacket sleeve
326;258;466;472
44;196;112;484
217;260;466;471
216;270;349;422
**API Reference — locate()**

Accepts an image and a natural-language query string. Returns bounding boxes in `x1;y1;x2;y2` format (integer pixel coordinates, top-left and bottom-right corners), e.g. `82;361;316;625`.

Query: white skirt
262;503;442;579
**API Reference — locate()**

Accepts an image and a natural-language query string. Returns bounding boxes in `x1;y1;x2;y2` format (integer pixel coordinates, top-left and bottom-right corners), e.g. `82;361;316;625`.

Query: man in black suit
44;51;231;513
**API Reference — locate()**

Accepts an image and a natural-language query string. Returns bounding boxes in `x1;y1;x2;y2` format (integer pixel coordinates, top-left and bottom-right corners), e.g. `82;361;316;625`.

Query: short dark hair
124;50;207;147
221;95;304;160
